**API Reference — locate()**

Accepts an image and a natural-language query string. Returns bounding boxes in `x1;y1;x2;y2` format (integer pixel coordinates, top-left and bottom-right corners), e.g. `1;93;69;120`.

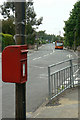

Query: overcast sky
34;0;77;36
0;0;78;36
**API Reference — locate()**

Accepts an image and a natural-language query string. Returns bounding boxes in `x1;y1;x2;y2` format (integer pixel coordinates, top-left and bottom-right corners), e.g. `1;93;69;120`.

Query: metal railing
48;58;79;100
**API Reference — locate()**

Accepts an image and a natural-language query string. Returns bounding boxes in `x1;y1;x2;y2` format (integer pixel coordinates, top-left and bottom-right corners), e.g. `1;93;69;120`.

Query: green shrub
0;33;15;51
42;40;46;44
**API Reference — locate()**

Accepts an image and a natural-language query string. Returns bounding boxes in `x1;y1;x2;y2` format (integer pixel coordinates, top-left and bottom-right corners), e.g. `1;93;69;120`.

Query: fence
48;58;79;100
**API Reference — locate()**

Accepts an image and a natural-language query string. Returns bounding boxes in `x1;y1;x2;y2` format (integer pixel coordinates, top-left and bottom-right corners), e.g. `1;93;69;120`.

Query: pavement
26;85;79;119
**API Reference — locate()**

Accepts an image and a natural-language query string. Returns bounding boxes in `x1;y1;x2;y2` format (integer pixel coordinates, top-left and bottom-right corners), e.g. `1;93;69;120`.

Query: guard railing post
48;67;51;99
70;59;74;87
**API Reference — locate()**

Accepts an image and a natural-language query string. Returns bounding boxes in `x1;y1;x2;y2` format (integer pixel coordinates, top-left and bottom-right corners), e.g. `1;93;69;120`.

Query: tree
25;0;43;45
0;0;43;45
64;1;80;49
26;23;36;45
26;1;43;26
37;31;62;44
0;2;15;19
2;18;15;35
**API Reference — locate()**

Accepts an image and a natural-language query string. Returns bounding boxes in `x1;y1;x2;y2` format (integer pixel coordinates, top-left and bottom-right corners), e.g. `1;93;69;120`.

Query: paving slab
32;87;78;118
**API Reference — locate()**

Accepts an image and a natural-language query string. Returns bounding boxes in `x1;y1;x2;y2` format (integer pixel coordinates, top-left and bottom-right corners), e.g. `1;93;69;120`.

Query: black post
15;1;26;119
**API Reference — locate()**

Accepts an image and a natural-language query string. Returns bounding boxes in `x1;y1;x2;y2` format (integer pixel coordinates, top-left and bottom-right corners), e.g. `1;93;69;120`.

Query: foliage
0;33;15;51
37;31;63;43
0;2;15;19
26;24;36;45
2;18;15;35
41;40;47;44
25;1;43;45
0;1;43;45
64;1;80;49
26;1;43;26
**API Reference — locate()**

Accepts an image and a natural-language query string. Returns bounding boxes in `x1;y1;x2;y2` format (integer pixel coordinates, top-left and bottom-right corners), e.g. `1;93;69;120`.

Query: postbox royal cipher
2;45;28;83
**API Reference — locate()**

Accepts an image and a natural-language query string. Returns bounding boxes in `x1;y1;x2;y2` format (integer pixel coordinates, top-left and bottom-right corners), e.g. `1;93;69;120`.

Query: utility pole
15;1;26;119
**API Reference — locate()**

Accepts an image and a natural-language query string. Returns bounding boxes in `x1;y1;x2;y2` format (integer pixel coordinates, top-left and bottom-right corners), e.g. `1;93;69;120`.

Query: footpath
31;86;79;119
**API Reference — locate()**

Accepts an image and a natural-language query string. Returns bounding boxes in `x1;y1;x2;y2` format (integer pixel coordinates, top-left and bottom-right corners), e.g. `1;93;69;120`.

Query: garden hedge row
0;33;15;51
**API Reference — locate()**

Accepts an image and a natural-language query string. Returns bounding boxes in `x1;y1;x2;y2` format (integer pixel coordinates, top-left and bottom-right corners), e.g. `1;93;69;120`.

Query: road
1;43;78;118
27;43;77;113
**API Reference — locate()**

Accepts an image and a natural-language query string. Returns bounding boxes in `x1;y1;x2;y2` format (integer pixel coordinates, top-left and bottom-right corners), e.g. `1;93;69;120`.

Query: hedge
0;33;15;51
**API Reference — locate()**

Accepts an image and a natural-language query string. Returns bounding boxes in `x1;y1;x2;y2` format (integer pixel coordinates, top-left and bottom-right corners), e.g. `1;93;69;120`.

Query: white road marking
32;58;36;60
39;74;48;78
50;53;53;55
53;50;55;53
31;65;46;69
32;50;55;61
73;51;78;57
43;54;49;57
38;57;42;59
67;54;72;58
33;57;42;60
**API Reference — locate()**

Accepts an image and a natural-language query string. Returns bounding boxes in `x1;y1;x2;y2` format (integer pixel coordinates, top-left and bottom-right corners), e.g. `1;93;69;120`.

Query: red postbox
2;45;28;83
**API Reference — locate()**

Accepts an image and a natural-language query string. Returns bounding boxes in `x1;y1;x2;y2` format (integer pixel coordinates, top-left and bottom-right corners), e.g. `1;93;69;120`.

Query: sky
33;0;77;36
0;0;78;36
